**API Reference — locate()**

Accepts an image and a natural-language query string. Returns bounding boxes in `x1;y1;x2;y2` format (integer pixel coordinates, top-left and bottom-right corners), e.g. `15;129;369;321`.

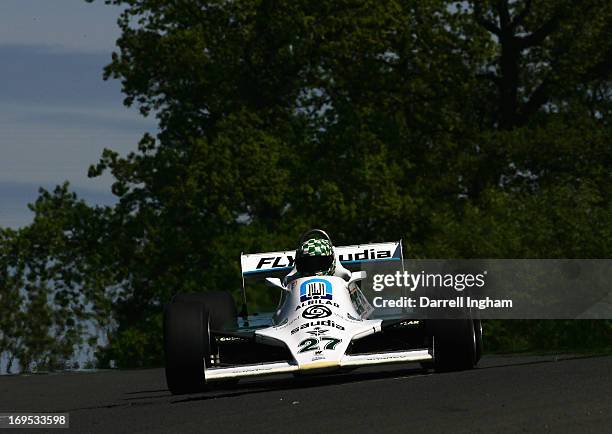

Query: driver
285;232;351;283
295;237;336;277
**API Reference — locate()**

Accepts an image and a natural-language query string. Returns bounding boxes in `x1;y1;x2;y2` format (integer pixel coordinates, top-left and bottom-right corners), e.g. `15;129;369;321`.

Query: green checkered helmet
295;238;336;276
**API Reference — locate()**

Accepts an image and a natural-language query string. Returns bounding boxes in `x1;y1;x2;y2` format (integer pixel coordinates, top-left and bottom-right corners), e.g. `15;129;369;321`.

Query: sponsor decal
217;336;242;342
300;278;333;302
307;329;329;337
338;248;392;262
400;320;420;326
290;320;345;335
298;336;342;353
302;305;332;319
255;255;295;269
295;300;339;311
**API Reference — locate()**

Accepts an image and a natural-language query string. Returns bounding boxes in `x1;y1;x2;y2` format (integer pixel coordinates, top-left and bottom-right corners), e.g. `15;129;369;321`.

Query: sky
0;0;157;228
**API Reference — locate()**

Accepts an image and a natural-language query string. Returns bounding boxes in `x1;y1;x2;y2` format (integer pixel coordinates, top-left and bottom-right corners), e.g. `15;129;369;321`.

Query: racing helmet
295;230;336;276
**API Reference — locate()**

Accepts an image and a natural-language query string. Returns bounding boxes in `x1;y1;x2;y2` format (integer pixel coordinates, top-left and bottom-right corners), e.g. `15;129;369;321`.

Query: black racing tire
172;291;237;331
164;301;210;395
474;319;483;363
428;319;479;372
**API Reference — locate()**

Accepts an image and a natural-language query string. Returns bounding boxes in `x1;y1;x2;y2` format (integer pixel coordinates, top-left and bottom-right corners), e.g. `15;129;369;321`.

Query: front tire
428;318;481;372
474;319;483;363
172;291;237;330
164;301;210;394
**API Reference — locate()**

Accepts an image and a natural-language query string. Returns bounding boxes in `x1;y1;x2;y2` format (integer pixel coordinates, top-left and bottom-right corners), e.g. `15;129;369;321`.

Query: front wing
205;319;432;382
205;349;432;381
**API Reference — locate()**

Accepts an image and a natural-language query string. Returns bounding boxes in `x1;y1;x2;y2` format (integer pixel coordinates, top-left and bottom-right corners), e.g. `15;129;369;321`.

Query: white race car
164;229;482;394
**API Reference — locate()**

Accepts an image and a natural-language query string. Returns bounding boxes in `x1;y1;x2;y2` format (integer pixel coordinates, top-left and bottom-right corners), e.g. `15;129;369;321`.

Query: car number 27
298;337;342;353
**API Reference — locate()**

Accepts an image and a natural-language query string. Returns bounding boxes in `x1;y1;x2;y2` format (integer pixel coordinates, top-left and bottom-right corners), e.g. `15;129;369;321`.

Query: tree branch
473;2;501;36
477;71;502;87
517;16;559;49
510;0;533;29
497;0;511;30
517;79;552;125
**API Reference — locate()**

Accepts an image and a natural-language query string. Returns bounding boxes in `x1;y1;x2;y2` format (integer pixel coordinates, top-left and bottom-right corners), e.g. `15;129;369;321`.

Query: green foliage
1;0;611;370
0;184;116;372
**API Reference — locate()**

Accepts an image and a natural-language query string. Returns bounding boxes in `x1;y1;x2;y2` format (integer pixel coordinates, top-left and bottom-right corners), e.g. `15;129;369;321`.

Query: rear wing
241;241;403;280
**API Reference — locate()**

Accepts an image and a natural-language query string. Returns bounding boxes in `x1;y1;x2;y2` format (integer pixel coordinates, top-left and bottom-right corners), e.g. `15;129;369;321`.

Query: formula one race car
164;229;482;394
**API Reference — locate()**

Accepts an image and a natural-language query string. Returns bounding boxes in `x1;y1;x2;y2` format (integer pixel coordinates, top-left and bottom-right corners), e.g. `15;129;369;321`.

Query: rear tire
164;301;210;394
428;319;481;372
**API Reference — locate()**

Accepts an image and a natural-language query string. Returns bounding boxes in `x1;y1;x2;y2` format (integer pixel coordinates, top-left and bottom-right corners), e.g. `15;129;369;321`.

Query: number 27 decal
298;337;342;353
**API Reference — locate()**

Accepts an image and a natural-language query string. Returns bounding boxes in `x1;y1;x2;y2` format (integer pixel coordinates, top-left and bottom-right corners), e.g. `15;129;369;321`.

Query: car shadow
123;354;606;403
168;365;428;404
124;388;168;395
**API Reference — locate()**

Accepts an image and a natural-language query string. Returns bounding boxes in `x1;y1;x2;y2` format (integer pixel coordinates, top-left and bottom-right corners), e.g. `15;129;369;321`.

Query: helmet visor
295;254;334;274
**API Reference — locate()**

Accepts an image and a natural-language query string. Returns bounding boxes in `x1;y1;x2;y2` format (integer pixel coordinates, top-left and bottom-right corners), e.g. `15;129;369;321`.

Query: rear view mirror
348;271;367;285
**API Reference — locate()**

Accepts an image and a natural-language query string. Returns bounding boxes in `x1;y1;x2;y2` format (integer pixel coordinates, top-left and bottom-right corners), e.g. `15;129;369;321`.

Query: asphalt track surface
1;355;610;433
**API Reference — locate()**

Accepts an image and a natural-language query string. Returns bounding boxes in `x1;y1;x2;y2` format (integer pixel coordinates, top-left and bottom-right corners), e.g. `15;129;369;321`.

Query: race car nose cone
296;360;340;372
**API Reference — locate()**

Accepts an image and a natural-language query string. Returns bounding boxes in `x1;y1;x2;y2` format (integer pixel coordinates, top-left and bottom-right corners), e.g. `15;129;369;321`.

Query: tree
1;0;609;370
0;184;116;372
